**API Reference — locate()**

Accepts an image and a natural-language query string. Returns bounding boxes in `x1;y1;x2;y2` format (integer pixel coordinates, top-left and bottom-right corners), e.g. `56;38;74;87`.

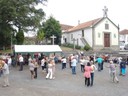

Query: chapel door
104;33;110;47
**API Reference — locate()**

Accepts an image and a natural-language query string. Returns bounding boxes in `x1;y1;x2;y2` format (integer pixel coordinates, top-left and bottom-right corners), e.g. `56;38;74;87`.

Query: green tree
37;28;45;44
0;0;47;48
16;30;24;45
43;16;62;44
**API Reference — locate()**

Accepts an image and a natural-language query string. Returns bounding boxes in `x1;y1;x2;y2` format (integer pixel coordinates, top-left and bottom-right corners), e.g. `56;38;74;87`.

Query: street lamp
11;33;13;54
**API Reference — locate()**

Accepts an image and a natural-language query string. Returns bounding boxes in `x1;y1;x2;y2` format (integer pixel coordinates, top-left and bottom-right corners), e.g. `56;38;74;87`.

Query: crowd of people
0;52;128;88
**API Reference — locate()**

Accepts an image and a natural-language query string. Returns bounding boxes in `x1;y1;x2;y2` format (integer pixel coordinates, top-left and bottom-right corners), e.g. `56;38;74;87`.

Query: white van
120;41;125;50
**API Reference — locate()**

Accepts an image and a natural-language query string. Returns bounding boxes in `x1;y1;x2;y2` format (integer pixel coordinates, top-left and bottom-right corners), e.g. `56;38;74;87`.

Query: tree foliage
43;16;62;44
0;0;47;48
16;30;24;45
37;28;45;44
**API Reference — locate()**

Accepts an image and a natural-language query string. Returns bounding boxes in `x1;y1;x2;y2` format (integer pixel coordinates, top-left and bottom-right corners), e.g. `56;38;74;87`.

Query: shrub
84;44;91;51
62;43;81;50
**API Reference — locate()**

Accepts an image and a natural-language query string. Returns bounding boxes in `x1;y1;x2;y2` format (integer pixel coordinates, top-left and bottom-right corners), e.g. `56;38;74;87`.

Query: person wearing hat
2;61;10;87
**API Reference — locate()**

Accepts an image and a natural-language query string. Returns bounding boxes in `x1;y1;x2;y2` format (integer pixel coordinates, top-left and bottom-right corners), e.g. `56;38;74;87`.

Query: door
104;33;110;47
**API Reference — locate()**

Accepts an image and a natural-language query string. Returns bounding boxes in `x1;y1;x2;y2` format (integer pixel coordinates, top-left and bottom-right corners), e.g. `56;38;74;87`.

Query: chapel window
105;23;109;30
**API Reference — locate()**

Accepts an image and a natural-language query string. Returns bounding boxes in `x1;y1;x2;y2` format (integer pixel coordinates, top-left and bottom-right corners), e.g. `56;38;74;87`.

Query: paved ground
0;62;128;96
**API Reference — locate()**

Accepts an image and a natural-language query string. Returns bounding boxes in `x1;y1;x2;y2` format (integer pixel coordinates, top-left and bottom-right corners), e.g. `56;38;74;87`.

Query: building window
98;33;100;38
65;38;67;43
105;24;109;30
63;36;65;40
82;30;84;37
71;34;73;40
114;34;116;38
77;38;79;46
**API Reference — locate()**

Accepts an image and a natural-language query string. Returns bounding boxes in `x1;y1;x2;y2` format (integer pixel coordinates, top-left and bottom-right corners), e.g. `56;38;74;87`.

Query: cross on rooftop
103;6;108;17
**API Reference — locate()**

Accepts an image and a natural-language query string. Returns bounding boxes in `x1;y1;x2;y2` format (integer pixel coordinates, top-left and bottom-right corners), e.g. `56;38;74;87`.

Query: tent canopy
14;45;62;53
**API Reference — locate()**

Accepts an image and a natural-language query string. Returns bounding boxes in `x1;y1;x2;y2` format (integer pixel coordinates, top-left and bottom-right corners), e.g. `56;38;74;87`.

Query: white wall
120;34;128;45
94;18;118;46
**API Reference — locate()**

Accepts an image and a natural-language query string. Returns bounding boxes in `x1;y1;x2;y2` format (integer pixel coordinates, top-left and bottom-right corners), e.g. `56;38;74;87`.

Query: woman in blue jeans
71;57;77;74
90;61;97;86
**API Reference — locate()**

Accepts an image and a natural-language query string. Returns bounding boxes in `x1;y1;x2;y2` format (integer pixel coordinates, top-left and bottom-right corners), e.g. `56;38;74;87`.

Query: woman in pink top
84;62;93;87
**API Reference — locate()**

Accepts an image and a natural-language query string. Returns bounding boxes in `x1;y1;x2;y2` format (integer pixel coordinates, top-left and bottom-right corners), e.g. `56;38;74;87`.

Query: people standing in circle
80;56;85;72
71;56;77;75
0;58;3;77
84;62;93;87
7;56;12;70
61;56;67;70
29;60;35;80
46;59;53;79
19;54;24;71
107;60;119;83
28;56;32;65
90;61;97;86
52;59;56;79
41;57;46;72
120;58;127;76
96;56;103;71
2;61;10;87
68;54;73;68
33;58;39;79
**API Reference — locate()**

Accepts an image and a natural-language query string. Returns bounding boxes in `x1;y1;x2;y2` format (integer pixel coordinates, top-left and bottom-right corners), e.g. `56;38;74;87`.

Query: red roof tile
119;29;128;35
67;18;102;32
60;24;74;31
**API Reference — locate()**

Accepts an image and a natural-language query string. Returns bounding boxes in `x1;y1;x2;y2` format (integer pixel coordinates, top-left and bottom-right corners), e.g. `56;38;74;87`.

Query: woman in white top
2;61;10;87
41;57;45;72
46;59;53;79
90;61;97;86
80;56;85;72
61;57;67;69
29;60;35;79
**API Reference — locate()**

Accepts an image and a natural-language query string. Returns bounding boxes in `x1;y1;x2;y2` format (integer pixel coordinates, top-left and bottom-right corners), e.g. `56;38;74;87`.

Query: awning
14;45;62;53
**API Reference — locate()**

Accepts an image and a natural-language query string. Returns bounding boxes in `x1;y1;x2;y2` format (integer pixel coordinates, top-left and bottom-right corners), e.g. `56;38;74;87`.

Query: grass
0;49;11;54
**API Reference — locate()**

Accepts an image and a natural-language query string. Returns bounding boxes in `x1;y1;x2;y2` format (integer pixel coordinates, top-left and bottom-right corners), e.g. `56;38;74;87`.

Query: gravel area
0;62;128;96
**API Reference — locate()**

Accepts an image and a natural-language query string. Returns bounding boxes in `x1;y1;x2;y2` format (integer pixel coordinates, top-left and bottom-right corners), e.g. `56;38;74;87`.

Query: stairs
80;37;89;46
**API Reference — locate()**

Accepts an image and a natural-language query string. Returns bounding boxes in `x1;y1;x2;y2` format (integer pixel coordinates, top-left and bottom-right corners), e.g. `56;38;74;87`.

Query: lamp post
11;33;13;54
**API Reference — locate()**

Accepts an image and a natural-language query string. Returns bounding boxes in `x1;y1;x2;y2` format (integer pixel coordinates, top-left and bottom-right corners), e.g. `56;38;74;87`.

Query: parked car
119;41;125;50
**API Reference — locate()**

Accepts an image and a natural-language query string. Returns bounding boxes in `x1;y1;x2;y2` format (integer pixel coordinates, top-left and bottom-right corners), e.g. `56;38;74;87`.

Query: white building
119;29;128;50
119;29;128;44
61;7;119;51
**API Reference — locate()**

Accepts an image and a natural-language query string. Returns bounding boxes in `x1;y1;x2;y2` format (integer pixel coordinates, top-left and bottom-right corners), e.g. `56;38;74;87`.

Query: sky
39;0;128;31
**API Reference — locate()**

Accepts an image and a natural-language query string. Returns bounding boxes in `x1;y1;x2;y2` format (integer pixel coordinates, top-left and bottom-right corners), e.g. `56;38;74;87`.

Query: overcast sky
40;0;128;30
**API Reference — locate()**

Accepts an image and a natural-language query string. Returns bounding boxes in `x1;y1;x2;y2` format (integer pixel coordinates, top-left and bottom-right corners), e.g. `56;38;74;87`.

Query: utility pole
11;33;13;54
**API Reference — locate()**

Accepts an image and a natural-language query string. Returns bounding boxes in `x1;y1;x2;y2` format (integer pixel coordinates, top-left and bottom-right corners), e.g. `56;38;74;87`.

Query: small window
114;34;116;38
82;30;84;37
105;24;109;30
98;33;100;38
71;34;73;40
63;36;65;40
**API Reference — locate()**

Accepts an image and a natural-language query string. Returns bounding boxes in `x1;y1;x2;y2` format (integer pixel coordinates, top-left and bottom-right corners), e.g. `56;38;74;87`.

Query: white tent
14;45;62;53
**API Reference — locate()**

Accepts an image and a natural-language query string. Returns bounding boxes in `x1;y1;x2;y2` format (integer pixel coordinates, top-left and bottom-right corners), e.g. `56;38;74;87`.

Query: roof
119;29;128;35
67;18;102;32
14;45;62;53
60;24;74;31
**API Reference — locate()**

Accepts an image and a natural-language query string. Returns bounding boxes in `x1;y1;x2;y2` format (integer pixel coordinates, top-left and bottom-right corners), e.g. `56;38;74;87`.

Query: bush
84;44;91;51
62;43;81;50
